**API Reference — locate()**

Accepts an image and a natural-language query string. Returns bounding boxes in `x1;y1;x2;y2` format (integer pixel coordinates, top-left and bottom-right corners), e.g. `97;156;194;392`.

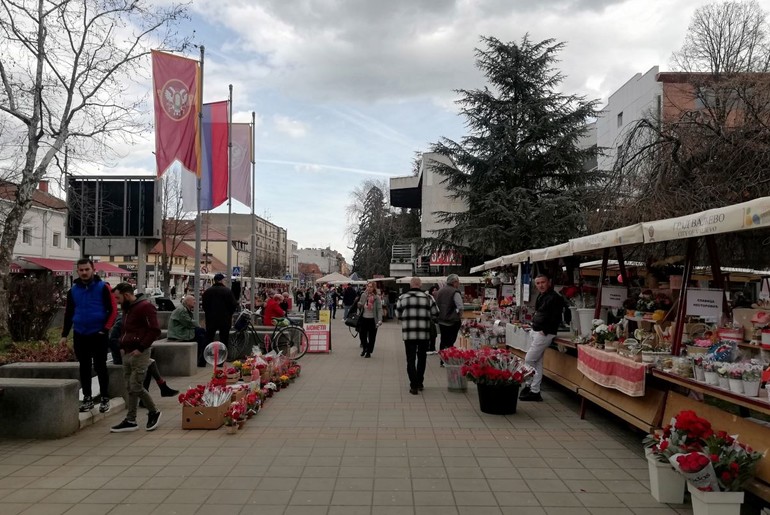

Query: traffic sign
232;266;241;277
284;274;292;281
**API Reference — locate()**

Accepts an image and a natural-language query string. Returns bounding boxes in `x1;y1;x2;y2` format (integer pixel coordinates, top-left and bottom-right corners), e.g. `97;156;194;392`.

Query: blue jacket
62;276;118;337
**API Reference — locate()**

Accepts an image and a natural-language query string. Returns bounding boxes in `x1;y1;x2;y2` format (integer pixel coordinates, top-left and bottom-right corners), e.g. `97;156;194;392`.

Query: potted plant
670;430;762;515
223;401;246;434
461;348;533;415
643;410;710;504
727;366;744;394
742;363;762;397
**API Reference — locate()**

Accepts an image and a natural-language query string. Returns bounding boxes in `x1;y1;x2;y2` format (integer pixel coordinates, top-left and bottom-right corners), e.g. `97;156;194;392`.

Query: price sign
685;288;724;320
600;286;626;308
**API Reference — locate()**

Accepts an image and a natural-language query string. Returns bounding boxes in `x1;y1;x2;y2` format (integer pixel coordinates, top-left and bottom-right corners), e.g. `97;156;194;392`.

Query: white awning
529;242;573;263
395;276;485;284
570;223;645;254
642;197;770;243
500;250;529;265
469;257;504;273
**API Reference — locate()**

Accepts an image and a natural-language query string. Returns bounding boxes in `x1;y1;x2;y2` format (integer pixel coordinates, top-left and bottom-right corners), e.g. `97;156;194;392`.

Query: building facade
286;239;299;286
595;66;662;171
204;213;287;278
297;247;345;275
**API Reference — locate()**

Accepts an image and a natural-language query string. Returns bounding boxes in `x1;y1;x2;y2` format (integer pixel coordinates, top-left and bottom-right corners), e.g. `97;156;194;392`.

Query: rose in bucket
461;348;534;386
643;410;713;463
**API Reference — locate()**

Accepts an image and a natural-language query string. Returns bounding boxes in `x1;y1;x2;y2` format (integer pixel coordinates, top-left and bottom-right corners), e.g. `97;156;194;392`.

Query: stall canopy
395;276;485;284
642;196;770;243
501;250;529;266
94;262;132;276
529;242;574;263
569;223;645;254
315;272;364;285
470;257;503;274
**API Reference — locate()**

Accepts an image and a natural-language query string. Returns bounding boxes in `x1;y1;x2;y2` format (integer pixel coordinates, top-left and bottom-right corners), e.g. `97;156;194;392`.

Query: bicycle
229;310;309;360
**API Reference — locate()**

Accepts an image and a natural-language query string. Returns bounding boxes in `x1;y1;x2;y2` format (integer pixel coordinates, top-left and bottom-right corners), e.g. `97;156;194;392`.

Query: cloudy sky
102;0;709;264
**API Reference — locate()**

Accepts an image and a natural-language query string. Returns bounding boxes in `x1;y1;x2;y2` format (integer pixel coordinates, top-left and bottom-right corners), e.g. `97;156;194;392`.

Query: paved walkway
0;316;692;515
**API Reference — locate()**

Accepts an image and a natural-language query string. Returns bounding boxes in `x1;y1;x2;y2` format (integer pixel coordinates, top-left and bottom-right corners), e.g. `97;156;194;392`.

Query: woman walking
357;282;382;358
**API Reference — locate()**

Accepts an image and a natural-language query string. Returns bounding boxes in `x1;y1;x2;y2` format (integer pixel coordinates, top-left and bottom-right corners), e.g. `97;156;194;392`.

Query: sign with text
484;287;497;299
319;309;330;324
430;249;462;266
686;288;724;320
501;284;515;299
600;286;626;308
304;310;319;323
305;323;330;353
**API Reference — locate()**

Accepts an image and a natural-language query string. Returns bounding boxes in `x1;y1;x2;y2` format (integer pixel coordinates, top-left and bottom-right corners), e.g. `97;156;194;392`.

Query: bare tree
158;169;191;296
672;0;770;74
0;0;190;338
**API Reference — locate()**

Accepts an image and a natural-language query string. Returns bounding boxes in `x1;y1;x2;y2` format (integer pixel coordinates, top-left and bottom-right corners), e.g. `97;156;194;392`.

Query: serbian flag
152;50;200;177
181;101;229;211
231;123;253;208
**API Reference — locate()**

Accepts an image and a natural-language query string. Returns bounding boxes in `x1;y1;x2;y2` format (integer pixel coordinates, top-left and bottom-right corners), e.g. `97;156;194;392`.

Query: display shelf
652;369;770;416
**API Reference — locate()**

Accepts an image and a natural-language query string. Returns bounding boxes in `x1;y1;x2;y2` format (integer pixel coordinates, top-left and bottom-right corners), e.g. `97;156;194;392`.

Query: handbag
345;307;360;328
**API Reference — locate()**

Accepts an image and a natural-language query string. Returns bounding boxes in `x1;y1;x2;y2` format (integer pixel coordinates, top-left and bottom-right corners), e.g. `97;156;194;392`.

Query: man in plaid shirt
396;277;439;395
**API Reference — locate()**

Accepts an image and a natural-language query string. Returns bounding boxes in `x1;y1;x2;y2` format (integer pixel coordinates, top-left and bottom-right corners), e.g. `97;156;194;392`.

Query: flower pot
728;378;744;394
445;364;468;392
718;377;729;389
742;380;760;397
577;309;594;338
476;383;519;415
225;424;238;434
694;366;706;382
647;454;685;504
687;483;744;515
704;371;719;385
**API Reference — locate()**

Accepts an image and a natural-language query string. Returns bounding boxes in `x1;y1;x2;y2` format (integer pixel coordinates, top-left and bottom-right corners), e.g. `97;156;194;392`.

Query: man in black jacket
521;273;564;402
342;285;357;320
202;274;238;349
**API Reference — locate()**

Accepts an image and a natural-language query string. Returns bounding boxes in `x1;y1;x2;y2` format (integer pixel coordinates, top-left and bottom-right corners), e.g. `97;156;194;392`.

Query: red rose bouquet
439;347;476;366
223;400;246;426
644;410;713;463
461;348;533;386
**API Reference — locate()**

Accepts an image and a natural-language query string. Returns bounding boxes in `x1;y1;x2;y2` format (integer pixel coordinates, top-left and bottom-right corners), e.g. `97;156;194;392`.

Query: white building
286;239;299;286
596;66;662;171
1;180;80;270
297;247;345;274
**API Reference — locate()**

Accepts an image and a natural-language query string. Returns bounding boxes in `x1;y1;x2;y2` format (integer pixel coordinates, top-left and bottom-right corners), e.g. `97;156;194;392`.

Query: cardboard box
181;404;229;430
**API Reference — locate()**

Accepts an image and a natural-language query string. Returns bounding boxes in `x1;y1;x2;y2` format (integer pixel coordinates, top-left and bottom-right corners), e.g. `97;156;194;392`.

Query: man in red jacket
110;283;162;432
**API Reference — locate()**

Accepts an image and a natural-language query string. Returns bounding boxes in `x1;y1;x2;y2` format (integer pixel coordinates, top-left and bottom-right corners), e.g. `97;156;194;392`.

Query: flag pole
194;45;205;322
249;111;256;305
226;84;233;289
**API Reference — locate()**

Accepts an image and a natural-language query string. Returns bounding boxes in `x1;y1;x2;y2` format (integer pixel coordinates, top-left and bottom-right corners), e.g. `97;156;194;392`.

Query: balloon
204;341;227;366
617;274;624;284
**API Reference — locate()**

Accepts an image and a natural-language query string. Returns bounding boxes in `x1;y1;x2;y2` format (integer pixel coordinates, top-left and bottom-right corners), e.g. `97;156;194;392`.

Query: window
67;238;74;249
617;112;623;128
52;232;60;247
22;228;31;244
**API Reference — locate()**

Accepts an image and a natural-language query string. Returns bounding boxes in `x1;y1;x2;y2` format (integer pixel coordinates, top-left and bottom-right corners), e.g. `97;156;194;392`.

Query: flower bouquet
210;369;227;387
279;374;290;388
716;364;730;389
223;400;247;433
592;322;618;350
439;347;477;392
225;366;240;384
728;366;744;394
245;391;261;417
742;362;763;397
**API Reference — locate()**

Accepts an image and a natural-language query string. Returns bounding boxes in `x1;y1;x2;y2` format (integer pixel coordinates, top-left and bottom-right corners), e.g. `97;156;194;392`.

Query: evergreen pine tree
430;35;600;259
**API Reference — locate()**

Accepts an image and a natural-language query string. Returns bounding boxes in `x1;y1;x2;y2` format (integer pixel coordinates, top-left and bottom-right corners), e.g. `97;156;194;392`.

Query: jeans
438;322;461;351
73;331;109;399
123;349;157;422
358;317;378;354
387;303;394;320
343;304;353;319
524;331;555;393
330;302;337;319
404;339;429;388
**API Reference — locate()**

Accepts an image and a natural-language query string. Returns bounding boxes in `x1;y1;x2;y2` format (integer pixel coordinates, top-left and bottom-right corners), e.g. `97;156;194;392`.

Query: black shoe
99;398;110;413
520;385;531;397
110;419;138;432
439;362;445;368
159;383;179;397
365;353;371;358
519;391;543;402
418;385;424;391
146;411;162;431
79;396;94;413
361;351;366;357
197;362;206;368
409;388;418;395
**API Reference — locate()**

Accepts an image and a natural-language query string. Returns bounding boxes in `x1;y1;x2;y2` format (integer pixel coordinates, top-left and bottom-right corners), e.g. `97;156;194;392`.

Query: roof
17;257;75;273
148;238;197;258
0;180;67;210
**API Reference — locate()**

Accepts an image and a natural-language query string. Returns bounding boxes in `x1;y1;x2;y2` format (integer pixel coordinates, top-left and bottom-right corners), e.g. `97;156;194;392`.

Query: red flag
152;50;200;177
231;123;252;207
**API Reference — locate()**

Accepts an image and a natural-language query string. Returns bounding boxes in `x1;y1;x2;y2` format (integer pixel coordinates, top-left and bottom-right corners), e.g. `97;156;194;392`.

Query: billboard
67;176;161;239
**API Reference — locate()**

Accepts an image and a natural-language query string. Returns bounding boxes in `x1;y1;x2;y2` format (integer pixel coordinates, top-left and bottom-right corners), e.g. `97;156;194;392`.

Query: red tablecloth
577;345;646;397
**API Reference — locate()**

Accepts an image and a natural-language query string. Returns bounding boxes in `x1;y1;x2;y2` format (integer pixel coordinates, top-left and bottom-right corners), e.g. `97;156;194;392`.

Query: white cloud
272;115;308;138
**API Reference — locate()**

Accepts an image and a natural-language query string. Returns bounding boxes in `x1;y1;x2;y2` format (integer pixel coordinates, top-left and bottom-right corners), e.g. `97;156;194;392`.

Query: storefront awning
642;196;770;243
94;262;132;276
17;257;75;276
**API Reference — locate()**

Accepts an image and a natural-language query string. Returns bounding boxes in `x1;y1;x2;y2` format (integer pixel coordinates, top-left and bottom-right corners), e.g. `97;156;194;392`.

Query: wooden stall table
577;345;647;397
